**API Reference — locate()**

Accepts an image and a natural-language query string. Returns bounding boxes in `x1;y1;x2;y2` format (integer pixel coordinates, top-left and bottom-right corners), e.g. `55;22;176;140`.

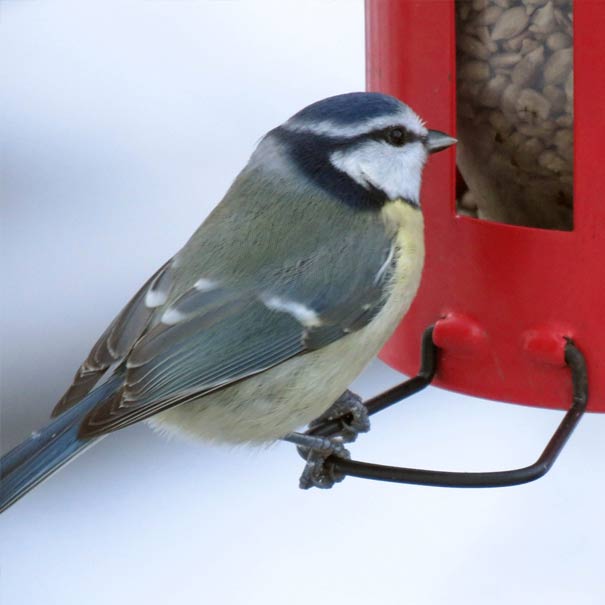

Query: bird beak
426;130;457;154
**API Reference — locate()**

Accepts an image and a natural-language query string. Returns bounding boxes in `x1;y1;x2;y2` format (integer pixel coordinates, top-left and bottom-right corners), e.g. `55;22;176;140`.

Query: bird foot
284;389;370;489
283;432;351;489
309;389;370;443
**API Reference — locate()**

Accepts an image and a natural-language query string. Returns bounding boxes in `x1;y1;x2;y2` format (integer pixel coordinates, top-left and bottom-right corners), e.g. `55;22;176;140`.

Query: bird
0;92;455;512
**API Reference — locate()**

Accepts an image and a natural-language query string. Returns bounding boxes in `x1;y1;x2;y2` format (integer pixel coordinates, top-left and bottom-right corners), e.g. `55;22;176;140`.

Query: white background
1;1;604;604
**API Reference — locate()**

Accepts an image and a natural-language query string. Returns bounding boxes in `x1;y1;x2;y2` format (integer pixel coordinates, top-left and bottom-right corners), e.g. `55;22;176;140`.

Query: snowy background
1;1;604;604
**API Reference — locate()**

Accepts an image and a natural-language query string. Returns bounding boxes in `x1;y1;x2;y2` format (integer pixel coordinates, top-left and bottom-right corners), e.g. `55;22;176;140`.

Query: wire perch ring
300;326;588;488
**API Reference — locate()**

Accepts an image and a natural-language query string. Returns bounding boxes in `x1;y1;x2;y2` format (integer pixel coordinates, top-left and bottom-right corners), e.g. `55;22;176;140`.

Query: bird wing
52;258;178;416
69;227;399;438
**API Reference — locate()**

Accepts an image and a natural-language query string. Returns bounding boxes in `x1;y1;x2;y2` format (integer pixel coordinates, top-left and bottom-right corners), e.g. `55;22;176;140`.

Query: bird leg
284;389;370;489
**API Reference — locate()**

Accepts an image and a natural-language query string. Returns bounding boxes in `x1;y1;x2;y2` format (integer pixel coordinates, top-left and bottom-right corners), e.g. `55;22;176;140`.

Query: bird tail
0;375;122;513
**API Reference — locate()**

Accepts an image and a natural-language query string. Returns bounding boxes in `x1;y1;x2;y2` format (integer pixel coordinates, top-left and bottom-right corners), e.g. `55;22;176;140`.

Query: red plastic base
367;0;605;412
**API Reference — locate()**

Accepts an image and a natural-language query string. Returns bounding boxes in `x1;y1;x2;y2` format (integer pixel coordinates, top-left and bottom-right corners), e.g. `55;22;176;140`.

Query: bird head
260;92;456;210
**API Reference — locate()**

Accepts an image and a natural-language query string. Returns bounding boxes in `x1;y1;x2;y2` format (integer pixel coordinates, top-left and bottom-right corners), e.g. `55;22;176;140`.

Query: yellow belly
149;201;425;444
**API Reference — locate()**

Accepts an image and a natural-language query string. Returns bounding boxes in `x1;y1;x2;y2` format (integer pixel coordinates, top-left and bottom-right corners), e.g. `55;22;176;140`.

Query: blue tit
0;92;455;511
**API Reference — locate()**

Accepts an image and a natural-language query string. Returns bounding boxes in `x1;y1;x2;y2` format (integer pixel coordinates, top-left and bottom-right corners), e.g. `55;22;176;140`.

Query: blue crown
291;92;402;126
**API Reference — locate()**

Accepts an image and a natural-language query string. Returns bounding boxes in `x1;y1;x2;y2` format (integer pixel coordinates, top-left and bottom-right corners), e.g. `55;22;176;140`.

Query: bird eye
385;127;407;147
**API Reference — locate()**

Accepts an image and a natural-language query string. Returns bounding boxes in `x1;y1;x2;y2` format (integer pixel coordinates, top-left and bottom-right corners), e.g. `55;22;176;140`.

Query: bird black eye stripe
370;126;423;147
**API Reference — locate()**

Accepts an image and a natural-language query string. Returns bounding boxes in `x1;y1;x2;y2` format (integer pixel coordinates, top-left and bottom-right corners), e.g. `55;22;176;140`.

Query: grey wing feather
77;234;398;438
52;259;176;416
79;296;308;436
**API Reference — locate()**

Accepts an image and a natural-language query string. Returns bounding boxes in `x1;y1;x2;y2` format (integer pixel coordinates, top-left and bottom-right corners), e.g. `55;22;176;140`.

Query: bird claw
283;432;351;489
285;389;370;490
308;390;370;443
298;443;351;490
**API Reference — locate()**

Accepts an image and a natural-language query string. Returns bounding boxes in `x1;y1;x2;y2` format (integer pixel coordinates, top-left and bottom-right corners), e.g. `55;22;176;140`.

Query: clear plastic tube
456;0;573;230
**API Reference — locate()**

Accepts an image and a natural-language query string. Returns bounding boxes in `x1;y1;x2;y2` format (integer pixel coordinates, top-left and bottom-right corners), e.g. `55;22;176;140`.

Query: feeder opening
455;0;573;231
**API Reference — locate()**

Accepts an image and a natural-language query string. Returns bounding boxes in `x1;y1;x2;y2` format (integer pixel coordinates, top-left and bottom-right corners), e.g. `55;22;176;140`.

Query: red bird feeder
369;0;604;413
304;0;601;489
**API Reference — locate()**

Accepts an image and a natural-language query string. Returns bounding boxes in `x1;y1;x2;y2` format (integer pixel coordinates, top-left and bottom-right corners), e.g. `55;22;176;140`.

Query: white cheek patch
330;140;427;203
262;296;322;328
